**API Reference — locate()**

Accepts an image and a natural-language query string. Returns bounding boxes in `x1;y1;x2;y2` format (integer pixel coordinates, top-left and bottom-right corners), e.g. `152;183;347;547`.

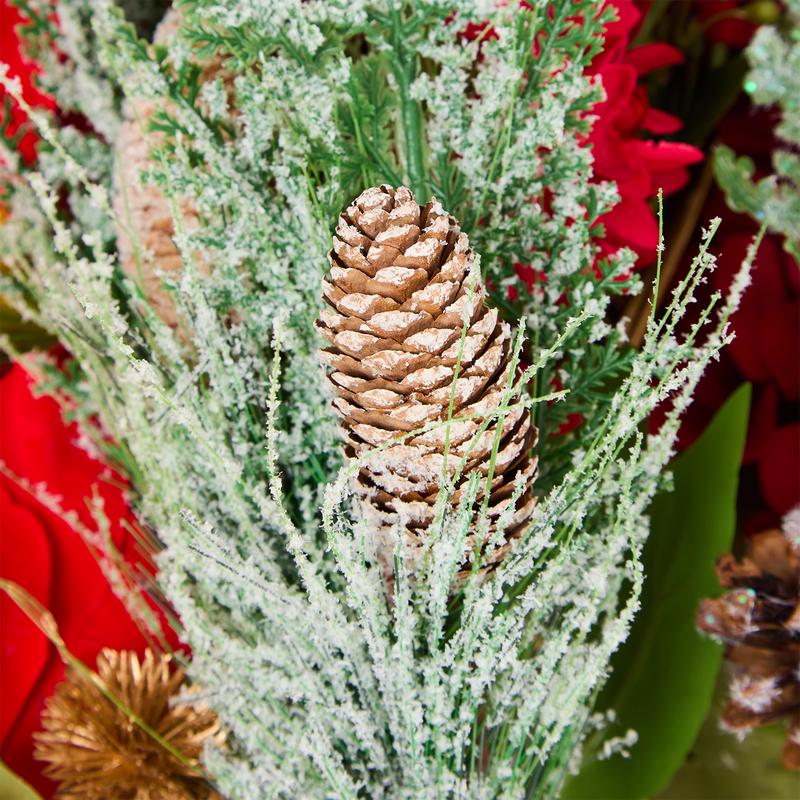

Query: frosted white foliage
0;1;764;798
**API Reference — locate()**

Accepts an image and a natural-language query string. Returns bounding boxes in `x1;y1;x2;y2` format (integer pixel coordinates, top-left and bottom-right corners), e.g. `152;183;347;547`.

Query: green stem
390;8;428;198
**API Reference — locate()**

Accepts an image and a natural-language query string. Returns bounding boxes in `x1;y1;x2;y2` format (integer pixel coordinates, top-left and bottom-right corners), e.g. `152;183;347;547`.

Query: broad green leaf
563;384;752;800
0;762;43;800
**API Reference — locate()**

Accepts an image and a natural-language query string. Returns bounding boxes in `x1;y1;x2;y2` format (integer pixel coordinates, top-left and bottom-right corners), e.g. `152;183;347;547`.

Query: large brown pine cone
697;520;800;770
318;185;538;580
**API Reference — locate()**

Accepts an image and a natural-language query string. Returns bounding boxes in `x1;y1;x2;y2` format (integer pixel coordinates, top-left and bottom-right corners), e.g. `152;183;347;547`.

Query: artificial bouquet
0;1;797;798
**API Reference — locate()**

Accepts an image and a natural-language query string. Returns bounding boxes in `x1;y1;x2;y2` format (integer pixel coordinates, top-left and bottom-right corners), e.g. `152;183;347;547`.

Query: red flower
0;0;55;165
588;0;703;266
0;364;171;796
508;0;703;300
758;423;800;517
711;232;800;396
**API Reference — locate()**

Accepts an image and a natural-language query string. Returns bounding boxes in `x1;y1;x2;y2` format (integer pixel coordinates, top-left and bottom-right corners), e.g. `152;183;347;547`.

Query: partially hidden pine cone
697;514;800;770
113;8;229;332
318;185;538;581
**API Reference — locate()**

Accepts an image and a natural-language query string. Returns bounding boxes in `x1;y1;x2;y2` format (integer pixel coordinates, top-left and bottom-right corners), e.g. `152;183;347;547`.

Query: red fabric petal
703;12;758;49
591;0;641;68
629;140;704;196
654;167;690;196
590;126;651;197
729;306;771;382
0;481;52;745
606;0;641;41
712;233;787;309
0;368;130;636
0;0;55;165
632;139;705;173
555;413;585;436
757;423;800;516
624;42;684;75
1;651;62;798
594;64;639;122
717;105;780;158
598;195;659;260
743;383;778;465
782;245;800;295
742;509;782;537
758;299;800;400
650;351;743;452
713;233;793;382
641;106;684;135
615;84;650;132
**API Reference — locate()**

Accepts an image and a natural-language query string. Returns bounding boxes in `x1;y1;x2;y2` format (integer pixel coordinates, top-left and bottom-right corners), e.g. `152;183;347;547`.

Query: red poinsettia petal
590;125;651;197
717;105;780;158
1;651;62;797
758;423;800;516
594;63;639;121
555;413;585;436
704;15;758;49
598;195;659;261
695;1;755;44
628;140;704;196
591;0;641;68
713;233;787;310
0;0;56;165
0;480;53;746
743;383;778;465
758;299;800;400
650;350;743;451
742;508;782;537
656;166;695;196
782;245;800;295
632;139;705;173
641;106;684;135
607;0;641;40
0;369;126;637
624;42;684;75
713;233;793;382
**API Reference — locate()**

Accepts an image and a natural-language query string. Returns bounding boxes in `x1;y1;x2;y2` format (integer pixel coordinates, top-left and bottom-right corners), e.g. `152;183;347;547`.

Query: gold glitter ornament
34;648;223;799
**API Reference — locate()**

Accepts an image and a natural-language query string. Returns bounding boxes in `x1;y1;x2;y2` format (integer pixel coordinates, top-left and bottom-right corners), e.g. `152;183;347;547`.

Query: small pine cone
697;519;800;770
318;185;538;580
114;106;202;331
113;8;228;332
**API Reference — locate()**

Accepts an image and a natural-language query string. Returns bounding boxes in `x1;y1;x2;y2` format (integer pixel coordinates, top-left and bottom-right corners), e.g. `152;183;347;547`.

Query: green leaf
563;383;752;800
713;146;770;219
0;762;43;800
